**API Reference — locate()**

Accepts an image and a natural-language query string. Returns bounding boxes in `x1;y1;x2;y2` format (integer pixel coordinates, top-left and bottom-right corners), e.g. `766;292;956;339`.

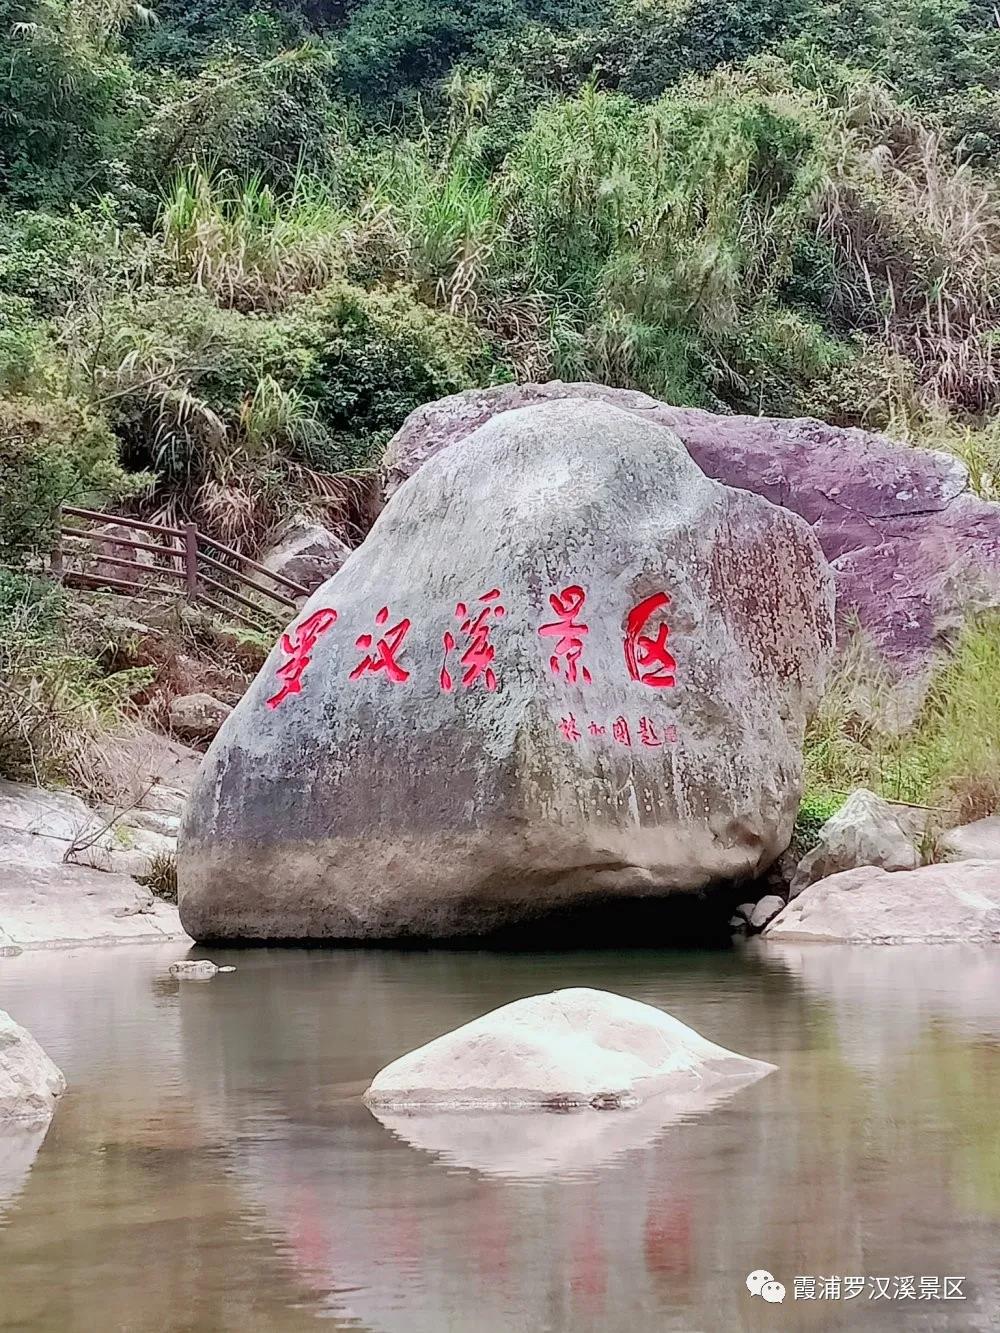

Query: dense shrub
0;398;133;562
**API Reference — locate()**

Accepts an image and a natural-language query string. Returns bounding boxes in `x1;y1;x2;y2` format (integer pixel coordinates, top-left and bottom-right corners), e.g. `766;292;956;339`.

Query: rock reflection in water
369;1080;753;1178
0;1124;50;1218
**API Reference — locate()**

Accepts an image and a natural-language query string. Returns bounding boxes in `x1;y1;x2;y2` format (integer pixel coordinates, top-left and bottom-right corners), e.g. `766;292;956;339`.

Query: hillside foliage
2;0;1000;809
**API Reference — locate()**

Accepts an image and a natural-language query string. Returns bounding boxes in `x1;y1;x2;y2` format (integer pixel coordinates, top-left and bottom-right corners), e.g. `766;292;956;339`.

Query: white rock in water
0;1010;66;1123
363;987;775;1111
168;960;235;979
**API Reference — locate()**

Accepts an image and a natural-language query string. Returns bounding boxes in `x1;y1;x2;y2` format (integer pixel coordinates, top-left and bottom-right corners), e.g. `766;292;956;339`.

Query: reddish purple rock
383;382;1000;674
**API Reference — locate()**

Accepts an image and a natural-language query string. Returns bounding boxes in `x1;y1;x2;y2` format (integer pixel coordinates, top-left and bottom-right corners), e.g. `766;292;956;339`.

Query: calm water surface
1;942;998;1332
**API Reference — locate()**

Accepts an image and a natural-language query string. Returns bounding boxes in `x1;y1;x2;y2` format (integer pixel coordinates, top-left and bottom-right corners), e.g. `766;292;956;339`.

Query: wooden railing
52;507;310;630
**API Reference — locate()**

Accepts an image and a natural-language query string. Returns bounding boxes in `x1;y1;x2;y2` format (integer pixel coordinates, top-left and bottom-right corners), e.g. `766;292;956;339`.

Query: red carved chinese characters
351;606;412;683
624;592;676;688
538;585;592;684
557;716;678;744
266;609;338;710
639;716;663;747
440;588;505;691
559;713;581;741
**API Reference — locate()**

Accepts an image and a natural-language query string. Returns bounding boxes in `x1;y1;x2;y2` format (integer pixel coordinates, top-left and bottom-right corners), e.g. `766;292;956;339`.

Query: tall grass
805;617;1000;823
150;65;1000;421
160;166;350;311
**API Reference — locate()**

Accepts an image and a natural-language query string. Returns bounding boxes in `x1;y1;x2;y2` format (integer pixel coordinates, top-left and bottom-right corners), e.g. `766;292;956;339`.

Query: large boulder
790;788;924;896
261;514;353;595
764;860;1000;942
363;988;776;1110
0;1010;66;1123
383;382;1000;676
178;399;833;941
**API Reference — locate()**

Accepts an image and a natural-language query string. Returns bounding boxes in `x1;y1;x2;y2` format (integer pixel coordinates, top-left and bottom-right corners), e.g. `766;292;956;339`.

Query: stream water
0;941;998;1331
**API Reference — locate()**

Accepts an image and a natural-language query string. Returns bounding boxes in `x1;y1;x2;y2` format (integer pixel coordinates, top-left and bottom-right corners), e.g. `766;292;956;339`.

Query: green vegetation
0;569;155;787
804;615;1000;827
7;0;1000;551
1;0;999;815
138;849;178;902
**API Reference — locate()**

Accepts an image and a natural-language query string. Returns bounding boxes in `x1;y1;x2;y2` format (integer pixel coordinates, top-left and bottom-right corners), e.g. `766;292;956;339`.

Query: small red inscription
559;713;581;741
440;588;505;691
557;715;678;744
624;592;676;688
351;606;411;683
639;716;663;747
538;584;592;684
266;609;338;709
612;716;632;747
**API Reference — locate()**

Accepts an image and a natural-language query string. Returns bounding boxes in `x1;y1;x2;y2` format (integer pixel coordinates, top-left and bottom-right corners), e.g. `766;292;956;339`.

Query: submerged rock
363;987;776;1110
383;382;1000;681
0;1010;66;1123
765;860;1000;943
790;788;924;896
168;960;234;979
179;399;833;942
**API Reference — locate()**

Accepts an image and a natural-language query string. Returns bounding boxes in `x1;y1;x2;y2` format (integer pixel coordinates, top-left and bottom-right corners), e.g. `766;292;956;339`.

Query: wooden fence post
184;522;199;602
51;526;64;582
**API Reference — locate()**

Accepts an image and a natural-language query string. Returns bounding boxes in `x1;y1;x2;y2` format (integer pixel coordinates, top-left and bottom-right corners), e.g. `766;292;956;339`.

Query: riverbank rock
143;783;189;818
764;860;1000;942
0;779;187;950
939;816;1000;862
168;693;232;742
790;788;924;896
261;515;352;595
749;895;786;930
0;1010;66;1123
178;399;833;941
364;988;776;1110
383;381;1000;679
68;824;176;879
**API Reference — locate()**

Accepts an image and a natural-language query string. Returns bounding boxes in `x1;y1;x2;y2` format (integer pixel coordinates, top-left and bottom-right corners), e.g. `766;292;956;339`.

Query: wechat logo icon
747;1270;786;1303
